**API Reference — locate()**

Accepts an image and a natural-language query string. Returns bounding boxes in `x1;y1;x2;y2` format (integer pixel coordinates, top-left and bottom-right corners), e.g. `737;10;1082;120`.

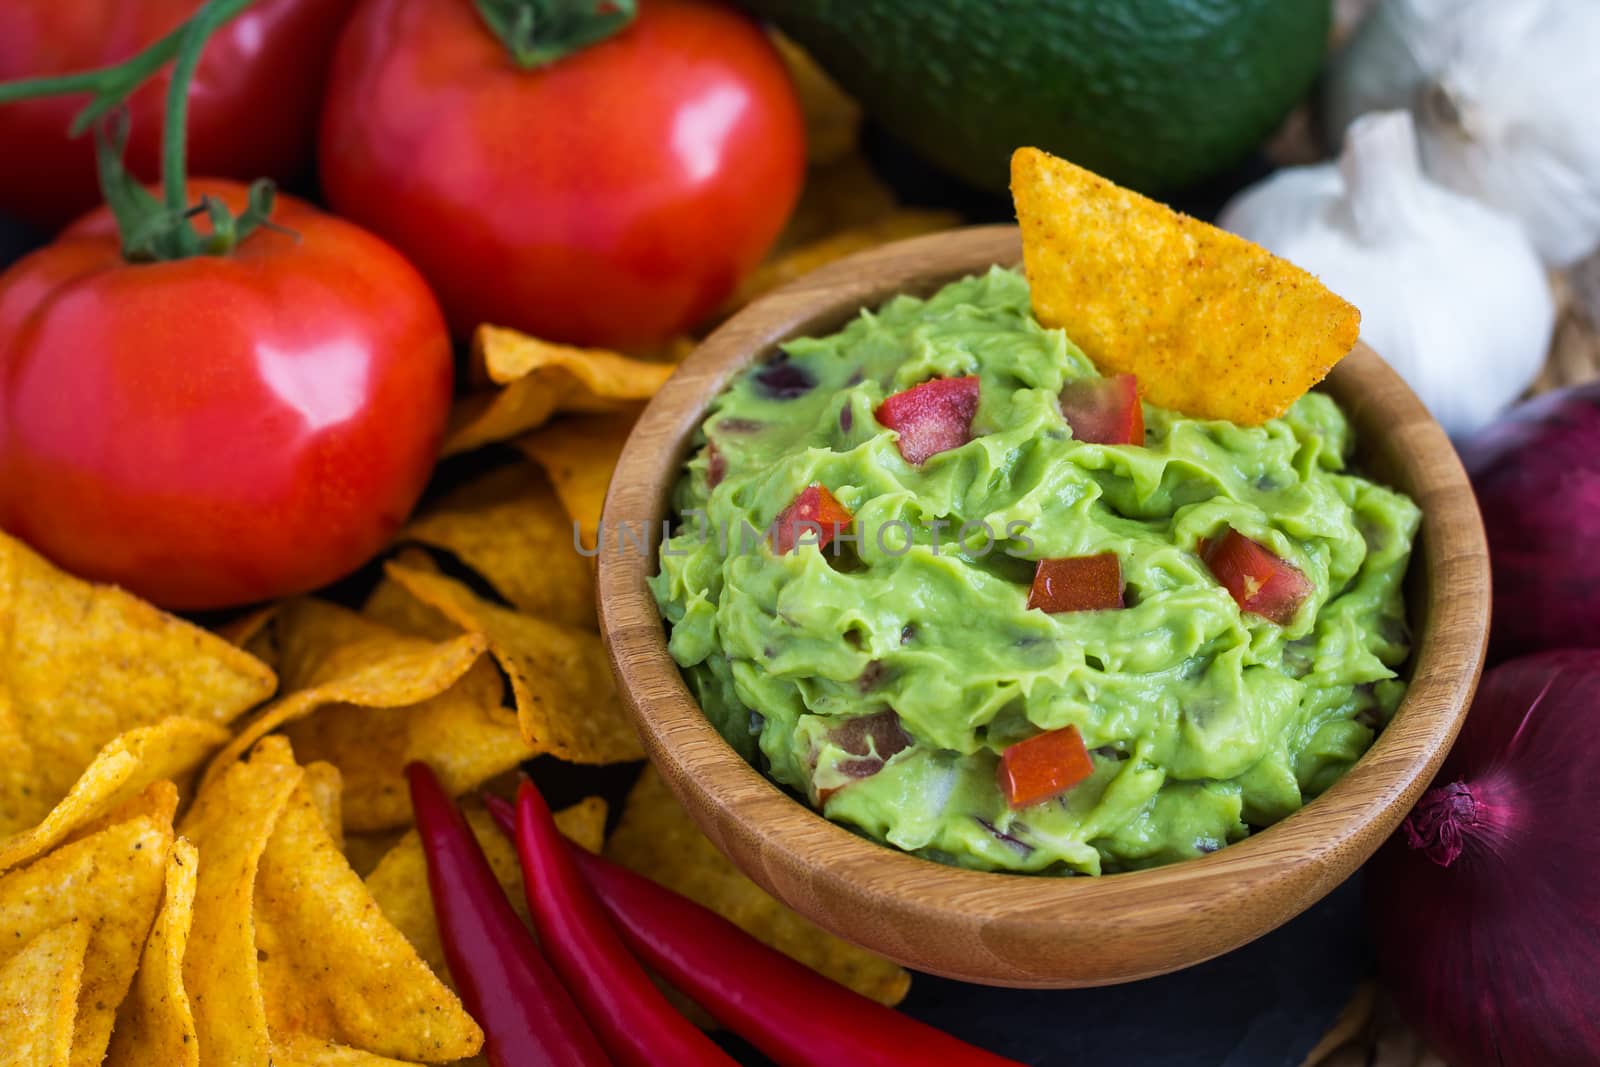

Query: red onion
1461;384;1600;660
1365;651;1600;1066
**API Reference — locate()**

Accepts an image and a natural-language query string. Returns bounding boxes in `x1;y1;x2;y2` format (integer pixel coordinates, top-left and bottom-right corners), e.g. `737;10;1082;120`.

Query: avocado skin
743;0;1330;195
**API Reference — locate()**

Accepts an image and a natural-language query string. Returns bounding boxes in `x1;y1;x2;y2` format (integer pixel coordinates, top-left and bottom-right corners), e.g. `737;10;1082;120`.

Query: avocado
744;0;1330;195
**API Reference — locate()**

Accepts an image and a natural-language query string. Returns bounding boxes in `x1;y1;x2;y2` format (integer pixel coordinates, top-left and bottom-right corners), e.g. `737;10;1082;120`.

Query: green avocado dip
650;268;1420;875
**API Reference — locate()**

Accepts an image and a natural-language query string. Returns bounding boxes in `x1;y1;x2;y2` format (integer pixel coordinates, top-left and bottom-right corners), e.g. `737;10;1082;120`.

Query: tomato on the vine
0;181;452;610
0;0;356;231
319;0;806;348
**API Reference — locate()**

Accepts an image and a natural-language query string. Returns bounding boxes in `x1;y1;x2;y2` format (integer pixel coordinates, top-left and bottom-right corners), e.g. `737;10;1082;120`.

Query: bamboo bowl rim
596;225;1489;987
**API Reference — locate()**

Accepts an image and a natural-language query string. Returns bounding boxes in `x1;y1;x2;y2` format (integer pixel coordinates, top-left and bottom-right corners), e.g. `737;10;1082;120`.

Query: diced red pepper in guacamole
771;484;853;555
1202;528;1312;626
997;725;1095;809
1026;553;1124;613
875;376;980;464
1059;373;1143;445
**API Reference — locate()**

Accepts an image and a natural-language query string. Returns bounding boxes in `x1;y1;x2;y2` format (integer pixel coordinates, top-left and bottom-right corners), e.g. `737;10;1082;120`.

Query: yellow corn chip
733;209;961;307
444;328;676;456
0;922;88;1067
361;549;458;642
367;797;607;985
201;600;490;794
62;779;179;848
0;716;226;872
302;760;345;847
608;767;911;1007
0;812;172;1067
106;837;200;1067
271;1032;428;1066
255;770;482;1061
382;563;643;764
0;529;275;836
402;463;596;629
285;658;531;832
215;603;279;650
516;412;638;554
342;829;408;879
182;738;482;1064
1011;146;1360;425
181;737;302;1064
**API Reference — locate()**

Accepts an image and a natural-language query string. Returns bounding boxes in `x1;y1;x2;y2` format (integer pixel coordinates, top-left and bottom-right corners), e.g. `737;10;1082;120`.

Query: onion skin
1460;384;1600;661
1366;651;1600;1066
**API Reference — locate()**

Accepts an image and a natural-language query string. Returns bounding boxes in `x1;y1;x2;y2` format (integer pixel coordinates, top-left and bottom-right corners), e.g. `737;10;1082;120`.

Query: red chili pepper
404;763;611;1067
508;778;737;1067
996;724;1096;809
485;796;1023;1067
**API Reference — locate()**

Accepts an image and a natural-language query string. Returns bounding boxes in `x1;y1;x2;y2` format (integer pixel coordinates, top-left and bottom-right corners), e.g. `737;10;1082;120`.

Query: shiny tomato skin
0;181;452;610
318;0;806;347
0;0;357;231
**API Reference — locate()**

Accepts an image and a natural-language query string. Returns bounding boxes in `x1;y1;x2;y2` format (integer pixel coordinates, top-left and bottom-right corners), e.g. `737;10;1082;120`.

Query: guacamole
650;268;1420;874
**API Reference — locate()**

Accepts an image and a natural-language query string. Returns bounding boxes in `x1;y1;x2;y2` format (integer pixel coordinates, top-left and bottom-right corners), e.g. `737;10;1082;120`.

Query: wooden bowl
597;225;1489;988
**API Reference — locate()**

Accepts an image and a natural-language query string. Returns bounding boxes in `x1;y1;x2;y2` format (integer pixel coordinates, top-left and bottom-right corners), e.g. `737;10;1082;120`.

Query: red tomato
0;181;452;610
1059;373;1143;446
1201;528;1313;626
1025;553;1124;614
996;725;1095;810
0;0;356;231
771;484;853;555
318;0;806;348
875;376;980;465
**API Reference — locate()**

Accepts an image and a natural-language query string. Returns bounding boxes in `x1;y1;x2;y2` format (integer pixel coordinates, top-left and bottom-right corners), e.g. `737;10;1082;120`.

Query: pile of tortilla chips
0;36;935;1066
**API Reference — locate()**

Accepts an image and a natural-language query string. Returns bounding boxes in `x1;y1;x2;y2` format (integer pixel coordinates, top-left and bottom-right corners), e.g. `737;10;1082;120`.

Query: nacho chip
361;549;459;642
382;563;643;765
341;828;408;879
733;209;961;307
302;761;346;846
215;603;279;651
63;779;179;847
271;1032;430;1066
444;329;676;456
106;837;200;1067
0;717;226;873
402;463;595;629
1011;146;1361;425
183;738;482;1064
0;812;172;1067
772;32;860;166
254;770;482;1061
516;412;638;554
0;529;274;835
607;767;911;1006
201;600;490;794
285;657;532;832
0;922;88;1067
367;797;607;984
181;737;302;1063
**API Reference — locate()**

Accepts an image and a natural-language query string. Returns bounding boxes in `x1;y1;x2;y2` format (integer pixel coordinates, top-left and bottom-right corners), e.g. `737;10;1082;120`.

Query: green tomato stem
0;0;264;261
473;0;637;69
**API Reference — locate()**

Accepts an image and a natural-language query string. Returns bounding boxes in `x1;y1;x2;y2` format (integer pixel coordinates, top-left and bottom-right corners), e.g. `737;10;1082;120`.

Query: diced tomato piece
1202;528;1312;626
771;484;853;554
1026;553;1124;613
997;725;1095;809
1060;373;1144;445
875;376;980;464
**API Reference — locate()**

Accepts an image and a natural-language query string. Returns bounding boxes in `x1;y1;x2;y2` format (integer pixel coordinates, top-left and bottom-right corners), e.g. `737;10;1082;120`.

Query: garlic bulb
1324;0;1600;267
1219;111;1554;440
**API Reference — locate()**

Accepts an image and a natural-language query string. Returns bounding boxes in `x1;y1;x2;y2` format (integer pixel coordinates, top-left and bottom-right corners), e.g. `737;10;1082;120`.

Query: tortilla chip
106;837;200;1067
361;549;458;642
0;529;275;836
182;738;482;1064
201;600;489;794
285;657;532;832
382;563;643;764
0;812;172;1067
444;328;676;456
215;603;279;650
255;772;483;1061
0;922;88;1067
607;767;911;1006
181;737;302;1063
341;829;408;879
271;1032;429;1066
516;413;638;554
0;717;226;872
1011;146;1361;425
63;779;179;847
733;209;961;306
402;463;596;629
302;761;345;847
367;797;607;985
